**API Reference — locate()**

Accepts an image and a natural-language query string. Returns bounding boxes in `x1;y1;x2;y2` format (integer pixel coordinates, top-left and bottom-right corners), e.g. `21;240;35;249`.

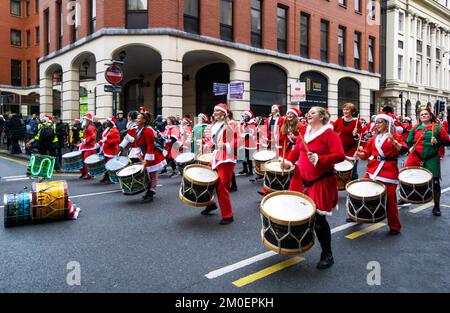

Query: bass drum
105;156;130;183
346;179;387;223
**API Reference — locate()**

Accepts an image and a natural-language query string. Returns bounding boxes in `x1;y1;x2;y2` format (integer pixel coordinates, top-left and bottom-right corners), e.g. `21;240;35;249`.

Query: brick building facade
38;0;380;121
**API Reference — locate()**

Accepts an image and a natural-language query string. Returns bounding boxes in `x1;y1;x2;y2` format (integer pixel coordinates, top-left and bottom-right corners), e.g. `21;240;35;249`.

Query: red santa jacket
98;126;120;157
203;121;237;170
359;133;407;184
79;124;97;152
135;126;166;172
240;118;257;150
279;123;306;157
333;117;363;157
163;125;180;159
265;115;284;149
287;124;345;183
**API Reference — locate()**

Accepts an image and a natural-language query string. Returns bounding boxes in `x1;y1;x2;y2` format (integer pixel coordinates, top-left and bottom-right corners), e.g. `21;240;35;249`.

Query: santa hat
396;126;404;134
404;116;412;121
107;116;117;125
243;110;254;119
83;113;93;121
182;117;191;125
272;104;281;111
375;113;394;124
286;108;302;117
198;113;208;122
140;106;149;114
214;103;228;114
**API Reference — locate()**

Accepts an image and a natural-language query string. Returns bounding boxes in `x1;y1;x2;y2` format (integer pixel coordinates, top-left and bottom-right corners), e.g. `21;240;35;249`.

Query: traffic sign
104;85;122;93
105;65;123;85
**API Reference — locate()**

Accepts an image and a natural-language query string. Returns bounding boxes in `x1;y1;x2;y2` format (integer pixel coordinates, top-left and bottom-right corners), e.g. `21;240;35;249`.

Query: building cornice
39;28;381;79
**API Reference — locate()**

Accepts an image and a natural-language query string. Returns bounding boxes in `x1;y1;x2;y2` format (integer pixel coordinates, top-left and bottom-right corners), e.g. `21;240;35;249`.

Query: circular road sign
105;65;123;85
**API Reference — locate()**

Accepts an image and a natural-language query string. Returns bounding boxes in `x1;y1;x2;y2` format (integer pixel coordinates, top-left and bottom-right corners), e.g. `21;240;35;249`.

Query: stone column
95;58;113;120
430;25;437;87
61;68;80;122
421;19;428;85
328;82;338;120
161;59;183;118
39;74;53;116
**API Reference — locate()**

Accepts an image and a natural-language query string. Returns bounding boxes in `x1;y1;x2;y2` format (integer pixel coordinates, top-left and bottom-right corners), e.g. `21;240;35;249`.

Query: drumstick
298;132;310;154
355;132;363;157
409;132;424;154
354;114;360;133
282;141;286;176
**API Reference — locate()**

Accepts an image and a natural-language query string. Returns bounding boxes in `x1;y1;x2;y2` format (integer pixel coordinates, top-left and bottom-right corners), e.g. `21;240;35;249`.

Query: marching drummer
192;113;209;155
355;113;408;235
119;110;139;163
79;113;98;180
282;106;345;269
333;103;363;179
161;116;181;177
200;103;237;225
98;116;121;184
404;108;450;216
239;110;256;176
264;104;284;151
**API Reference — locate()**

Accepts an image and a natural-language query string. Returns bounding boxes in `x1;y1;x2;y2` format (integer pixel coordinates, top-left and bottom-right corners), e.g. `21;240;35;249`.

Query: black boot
317;251;334;270
201;203;218;215
432;192;441;216
239;162;248;175
247;161;254;176
230;173;238;192
142;189;155;202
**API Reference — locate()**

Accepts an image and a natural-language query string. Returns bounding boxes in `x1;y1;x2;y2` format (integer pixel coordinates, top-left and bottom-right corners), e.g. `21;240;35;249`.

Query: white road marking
70;190;122;199
1;175;27;179
2;177;30;182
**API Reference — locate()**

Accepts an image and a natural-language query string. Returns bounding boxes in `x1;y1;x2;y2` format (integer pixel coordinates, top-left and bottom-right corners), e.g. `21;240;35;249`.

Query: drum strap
302;170;336;188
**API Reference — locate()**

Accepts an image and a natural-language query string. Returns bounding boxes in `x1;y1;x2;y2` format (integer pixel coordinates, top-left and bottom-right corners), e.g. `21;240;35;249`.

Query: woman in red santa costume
355;113;408;234
98;116;121;183
282;106;345;269
200;103;237;225
79;113;98;179
161;116;181;177
239;110;256;176
180;117;193;153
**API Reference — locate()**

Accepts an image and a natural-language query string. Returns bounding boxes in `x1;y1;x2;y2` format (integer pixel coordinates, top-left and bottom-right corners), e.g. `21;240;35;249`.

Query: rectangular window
127;0;148;29
368;36;375;72
26;30;31;48
320;20;329;62
11;60;22;86
27;60;31;86
220;0;233;42
398;40;403;49
90;0;97;34
251;0;262;48
427;45;431;58
44;9;49;54
36;58;40;83
417;39;422;53
71;1;79;42
354;32;361;69
57;1;62;49
416;60;421;83
11;29;21;47
354;0;361;12
417;19;422;39
368;0;375;20
338;26;345;66
300;13;309;58
339;0;346;6
11;0;21;16
398;11;404;33
35;26;40;44
184;0;199;34
35;0;39;13
26;0;30;16
277;6;287;54
436;48;441;60
398;55;403;80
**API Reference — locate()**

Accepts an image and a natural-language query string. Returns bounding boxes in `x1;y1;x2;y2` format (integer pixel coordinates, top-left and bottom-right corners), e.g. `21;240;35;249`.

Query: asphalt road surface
0;151;449;293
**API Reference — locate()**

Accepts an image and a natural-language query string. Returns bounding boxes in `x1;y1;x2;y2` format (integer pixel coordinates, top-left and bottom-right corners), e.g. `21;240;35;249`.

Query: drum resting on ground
260;191;316;255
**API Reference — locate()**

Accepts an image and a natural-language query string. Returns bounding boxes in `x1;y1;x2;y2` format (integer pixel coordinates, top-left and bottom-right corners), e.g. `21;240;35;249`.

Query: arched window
338;77;360;116
299;71;328;113
250;63;287;116
196;63;230;116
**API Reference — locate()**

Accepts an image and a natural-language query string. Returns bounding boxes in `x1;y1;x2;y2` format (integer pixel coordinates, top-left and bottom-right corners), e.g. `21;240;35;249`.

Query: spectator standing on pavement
0;114;5;146
33;116;60;171
116;110;128;140
8;113;27;154
53;116;66;169
93;116;103;142
154;115;166;133
70;119;82;152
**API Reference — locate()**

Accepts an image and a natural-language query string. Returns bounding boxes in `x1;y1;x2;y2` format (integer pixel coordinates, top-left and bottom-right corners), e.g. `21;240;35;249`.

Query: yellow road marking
345;223;386;239
232;257;304;287
409;202;434;213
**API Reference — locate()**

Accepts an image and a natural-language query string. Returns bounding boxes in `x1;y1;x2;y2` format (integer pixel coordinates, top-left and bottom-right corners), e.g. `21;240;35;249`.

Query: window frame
320;20;329;63
277;6;287;54
220;0;234;42
11;29;22;47
184;0;200;34
10;0;21;16
251;0;262;48
300;13;309;58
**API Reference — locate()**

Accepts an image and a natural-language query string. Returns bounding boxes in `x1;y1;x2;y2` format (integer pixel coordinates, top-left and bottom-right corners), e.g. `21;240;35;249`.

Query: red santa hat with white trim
107;116;117;126
82;113;93;121
214;103;228;114
286;107;302;117
243;110;254;119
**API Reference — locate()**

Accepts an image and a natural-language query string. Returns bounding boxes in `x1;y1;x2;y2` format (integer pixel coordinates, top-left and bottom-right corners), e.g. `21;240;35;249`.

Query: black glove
179;146;184;153
171;136;177;143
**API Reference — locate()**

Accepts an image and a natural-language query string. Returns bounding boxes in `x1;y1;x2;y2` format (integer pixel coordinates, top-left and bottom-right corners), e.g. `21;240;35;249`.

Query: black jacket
7;116;27;140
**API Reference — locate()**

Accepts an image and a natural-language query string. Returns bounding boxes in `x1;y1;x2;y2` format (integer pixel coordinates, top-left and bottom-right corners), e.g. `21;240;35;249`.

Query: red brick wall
0;0;40;87
38;0;379;74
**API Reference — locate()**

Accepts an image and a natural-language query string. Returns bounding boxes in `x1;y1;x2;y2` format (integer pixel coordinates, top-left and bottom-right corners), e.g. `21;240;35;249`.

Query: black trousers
11;139;22;154
38;144;60;170
315;214;332;255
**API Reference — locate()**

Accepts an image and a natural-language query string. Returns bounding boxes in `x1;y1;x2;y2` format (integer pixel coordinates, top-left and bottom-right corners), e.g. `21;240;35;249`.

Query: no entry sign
105;65;123;85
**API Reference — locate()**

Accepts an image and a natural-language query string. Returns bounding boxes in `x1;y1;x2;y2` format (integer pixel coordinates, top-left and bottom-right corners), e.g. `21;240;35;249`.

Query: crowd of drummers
50;102;449;270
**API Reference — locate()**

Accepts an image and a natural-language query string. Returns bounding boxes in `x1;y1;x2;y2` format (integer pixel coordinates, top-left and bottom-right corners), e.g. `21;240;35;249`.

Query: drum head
85;154;104;164
254;150;277;162
265;161;294;173
106;157;129;171
399;167;433;185
184;165;218;184
176;152;195;164
117;164;143;177
334;159;354;172
346;180;385;198
197;153;212;163
63;151;81;158
261;192;315;225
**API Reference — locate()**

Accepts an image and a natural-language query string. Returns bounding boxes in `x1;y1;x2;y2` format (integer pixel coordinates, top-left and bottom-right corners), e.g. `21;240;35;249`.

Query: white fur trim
214;105;228;114
369;174;399;185
286;109;298;117
146;160;166;173
316;209;333;216
304;124;334;143
145;153;155;161
125;134;135;144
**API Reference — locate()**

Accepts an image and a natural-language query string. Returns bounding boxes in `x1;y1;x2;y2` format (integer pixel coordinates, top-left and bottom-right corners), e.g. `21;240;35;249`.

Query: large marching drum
62;151;84;171
253;150;278;176
263;160;295;193
105;156;130;183
116;164;149;195
196;153;213;167
260;191;316;254
398;167;433;204
175;152;196;174
346;179;387;223
334;159;354;191
85;154;106;176
179;164;218;207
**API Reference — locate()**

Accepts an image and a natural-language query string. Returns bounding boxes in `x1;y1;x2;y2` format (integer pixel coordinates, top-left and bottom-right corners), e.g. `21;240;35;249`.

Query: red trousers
385;182;402;232
214;162;235;219
80;150;97;175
